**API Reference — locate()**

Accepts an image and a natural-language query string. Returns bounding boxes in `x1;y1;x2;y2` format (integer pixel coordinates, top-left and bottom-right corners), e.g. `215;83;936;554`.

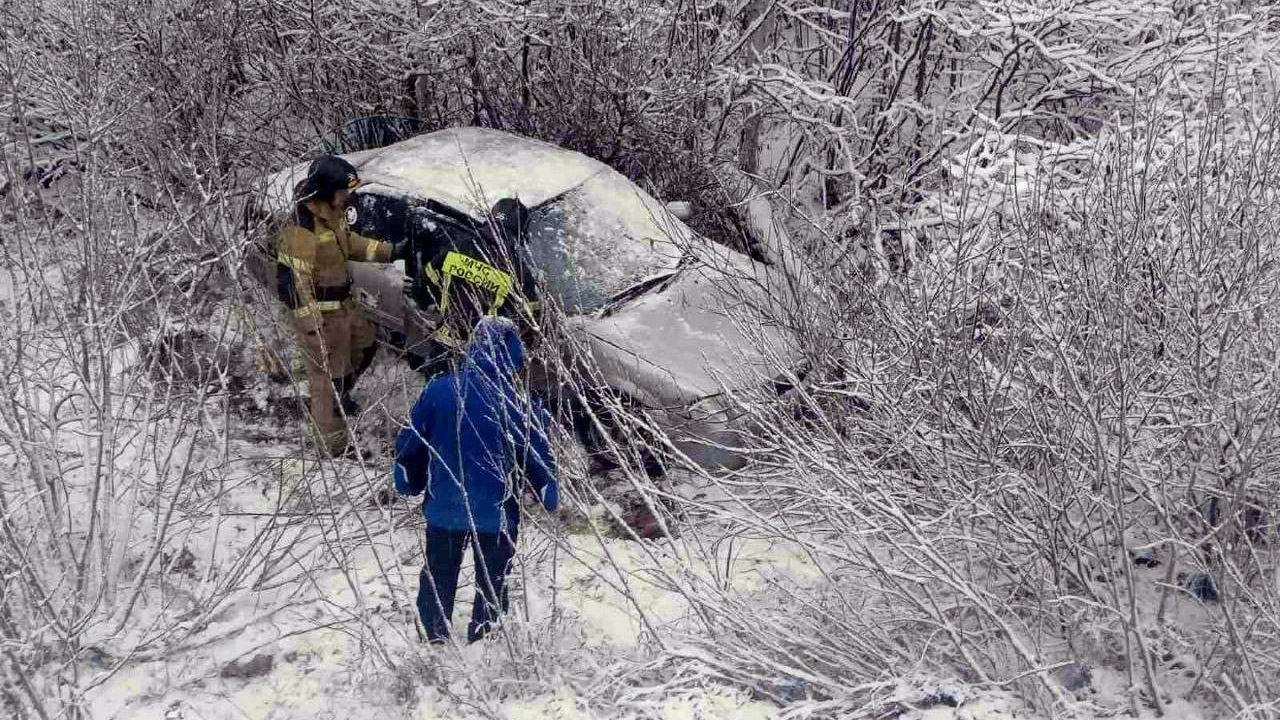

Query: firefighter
277;155;408;455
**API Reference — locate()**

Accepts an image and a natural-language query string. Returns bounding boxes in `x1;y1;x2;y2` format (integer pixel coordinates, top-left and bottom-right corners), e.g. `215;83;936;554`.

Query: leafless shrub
6;1;1280;718
612;5;1280;718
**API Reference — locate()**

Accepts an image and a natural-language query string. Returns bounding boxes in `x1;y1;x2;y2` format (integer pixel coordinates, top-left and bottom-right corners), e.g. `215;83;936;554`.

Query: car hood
260;127;606;217
565;242;801;409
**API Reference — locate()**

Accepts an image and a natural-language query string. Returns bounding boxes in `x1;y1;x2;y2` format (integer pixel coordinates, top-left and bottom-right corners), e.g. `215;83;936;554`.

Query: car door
344;191;449;339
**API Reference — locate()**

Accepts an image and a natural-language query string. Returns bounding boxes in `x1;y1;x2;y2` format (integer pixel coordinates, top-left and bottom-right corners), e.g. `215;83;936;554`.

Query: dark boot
467;529;517;643
332;376;361;416
341;394;361;416
353;344;377;378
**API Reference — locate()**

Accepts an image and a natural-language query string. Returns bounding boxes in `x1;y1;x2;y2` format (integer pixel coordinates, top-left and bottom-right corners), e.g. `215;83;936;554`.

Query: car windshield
525;170;688;314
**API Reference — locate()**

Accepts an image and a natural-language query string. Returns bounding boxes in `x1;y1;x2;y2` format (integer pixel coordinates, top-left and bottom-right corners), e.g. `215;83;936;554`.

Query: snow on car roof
259;127;606;217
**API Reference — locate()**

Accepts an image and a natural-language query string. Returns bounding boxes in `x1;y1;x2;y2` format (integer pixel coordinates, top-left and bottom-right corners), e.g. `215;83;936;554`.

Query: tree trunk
736;0;777;177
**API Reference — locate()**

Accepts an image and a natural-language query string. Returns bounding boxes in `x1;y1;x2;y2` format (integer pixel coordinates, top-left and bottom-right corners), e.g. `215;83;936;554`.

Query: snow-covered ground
8;300;1230;720
46;334;766;719
77;453;785;717
73;382;1216;720
56;341;991;720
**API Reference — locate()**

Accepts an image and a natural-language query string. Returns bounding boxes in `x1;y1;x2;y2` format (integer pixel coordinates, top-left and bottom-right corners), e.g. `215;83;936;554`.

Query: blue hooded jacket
393;317;559;532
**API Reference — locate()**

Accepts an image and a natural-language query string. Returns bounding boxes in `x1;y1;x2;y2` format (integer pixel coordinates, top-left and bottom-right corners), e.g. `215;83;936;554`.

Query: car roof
260;127;608;217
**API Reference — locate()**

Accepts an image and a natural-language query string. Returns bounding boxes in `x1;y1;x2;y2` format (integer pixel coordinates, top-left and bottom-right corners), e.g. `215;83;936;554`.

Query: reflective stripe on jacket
278;209;391;329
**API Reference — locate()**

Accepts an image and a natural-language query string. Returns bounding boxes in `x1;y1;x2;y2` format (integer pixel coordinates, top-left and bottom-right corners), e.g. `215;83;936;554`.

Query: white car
245;127;801;470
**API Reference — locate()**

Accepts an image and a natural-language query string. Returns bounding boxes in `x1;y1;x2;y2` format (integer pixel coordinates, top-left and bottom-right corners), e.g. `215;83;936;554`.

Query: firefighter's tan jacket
276;209;391;332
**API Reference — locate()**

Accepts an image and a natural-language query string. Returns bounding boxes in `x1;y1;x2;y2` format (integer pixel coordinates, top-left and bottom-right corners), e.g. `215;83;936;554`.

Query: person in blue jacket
394;316;558;643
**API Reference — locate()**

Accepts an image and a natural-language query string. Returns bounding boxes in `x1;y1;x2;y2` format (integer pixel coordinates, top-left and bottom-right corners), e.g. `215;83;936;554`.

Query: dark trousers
417;525;518;643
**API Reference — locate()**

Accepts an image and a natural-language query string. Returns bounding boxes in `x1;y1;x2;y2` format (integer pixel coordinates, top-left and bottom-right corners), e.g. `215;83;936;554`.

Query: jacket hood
465;316;525;381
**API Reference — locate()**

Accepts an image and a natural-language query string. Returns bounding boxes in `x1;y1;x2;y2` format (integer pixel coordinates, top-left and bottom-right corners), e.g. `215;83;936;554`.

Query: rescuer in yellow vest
416;197;540;363
277;155;408;455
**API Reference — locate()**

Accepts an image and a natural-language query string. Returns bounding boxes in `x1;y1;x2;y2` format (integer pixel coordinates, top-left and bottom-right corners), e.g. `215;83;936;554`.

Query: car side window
347;192;408;245
347;192;449;258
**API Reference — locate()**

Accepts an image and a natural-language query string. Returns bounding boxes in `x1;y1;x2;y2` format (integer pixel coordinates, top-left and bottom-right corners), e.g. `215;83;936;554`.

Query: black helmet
490;197;529;240
295;155;360;203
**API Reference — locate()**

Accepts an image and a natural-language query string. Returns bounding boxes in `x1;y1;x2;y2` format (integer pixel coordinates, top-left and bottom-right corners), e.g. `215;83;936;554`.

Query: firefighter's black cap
295;155;360;203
